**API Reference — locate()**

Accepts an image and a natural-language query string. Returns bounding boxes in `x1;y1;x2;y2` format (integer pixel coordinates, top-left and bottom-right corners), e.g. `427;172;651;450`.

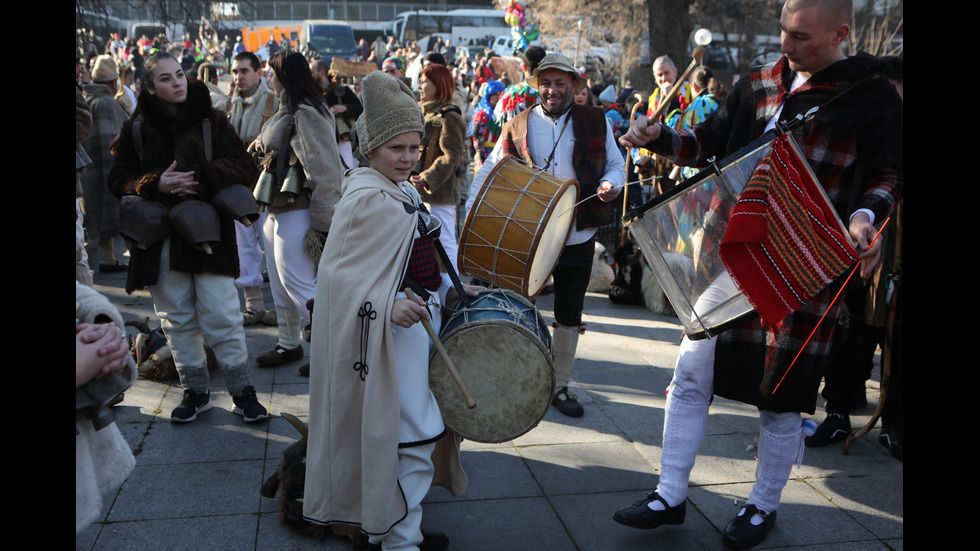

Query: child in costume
303;71;479;551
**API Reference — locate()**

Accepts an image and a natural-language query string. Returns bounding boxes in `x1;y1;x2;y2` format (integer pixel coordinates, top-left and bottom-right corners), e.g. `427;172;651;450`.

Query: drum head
526;184;577;298
430;320;554;443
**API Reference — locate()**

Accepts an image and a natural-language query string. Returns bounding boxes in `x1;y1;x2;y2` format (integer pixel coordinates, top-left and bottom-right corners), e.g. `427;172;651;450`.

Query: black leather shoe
723;504;776;549
256;344;303;367
99;260;128;273
804;413;850;447
613;491;686;529
552;386;584;417
419;530;449;551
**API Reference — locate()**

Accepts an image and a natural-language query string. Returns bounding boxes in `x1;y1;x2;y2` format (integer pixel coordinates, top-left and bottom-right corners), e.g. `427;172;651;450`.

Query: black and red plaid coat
647;54;903;413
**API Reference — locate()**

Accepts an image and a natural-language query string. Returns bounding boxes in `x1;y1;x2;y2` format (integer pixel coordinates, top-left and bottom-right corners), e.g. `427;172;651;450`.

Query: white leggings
368;442;436;551
424;202;458;272
657;273;803;514
262;209;317;318
234;214;267;289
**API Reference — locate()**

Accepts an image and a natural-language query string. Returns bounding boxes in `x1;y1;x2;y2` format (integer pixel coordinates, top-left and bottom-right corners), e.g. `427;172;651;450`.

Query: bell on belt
253;169;275;208
119;195;172;250
169;200;221;254
212;185;260;226
280;164;306;204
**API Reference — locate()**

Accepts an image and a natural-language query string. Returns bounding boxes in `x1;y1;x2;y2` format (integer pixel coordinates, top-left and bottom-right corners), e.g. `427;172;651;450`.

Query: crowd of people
77;0;901;548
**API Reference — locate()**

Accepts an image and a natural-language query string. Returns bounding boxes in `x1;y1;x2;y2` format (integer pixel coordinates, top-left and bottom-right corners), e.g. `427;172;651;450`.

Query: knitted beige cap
91;54;119;83
355;71;425;157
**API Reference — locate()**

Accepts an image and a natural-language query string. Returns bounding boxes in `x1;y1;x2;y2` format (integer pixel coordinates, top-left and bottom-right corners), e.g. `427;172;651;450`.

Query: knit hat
91;54;119;83
382;56;407;74
355;71;425;156
526;53;585;92
598;84;617;103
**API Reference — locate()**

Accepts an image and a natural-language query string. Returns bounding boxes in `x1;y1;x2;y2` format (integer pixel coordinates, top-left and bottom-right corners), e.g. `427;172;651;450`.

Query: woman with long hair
253;49;342;369
107;51;268;423
410;63;467;270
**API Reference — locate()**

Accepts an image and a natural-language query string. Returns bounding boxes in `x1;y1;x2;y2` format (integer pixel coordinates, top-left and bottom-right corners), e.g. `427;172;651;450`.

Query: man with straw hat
466;52;626;417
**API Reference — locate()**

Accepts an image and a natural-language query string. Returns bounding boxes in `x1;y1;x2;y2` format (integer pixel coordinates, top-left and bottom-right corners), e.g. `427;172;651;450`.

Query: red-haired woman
410;63;467;270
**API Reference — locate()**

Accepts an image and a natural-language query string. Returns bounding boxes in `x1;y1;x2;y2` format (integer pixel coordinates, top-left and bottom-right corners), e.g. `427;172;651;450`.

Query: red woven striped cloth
720;133;858;326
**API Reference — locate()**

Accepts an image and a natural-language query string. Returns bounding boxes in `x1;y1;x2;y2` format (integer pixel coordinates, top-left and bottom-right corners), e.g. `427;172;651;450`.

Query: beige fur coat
75;282;137;534
258;93;343;233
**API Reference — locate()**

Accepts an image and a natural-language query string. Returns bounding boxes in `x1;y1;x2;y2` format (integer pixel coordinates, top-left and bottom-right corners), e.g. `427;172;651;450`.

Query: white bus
384;9;511;47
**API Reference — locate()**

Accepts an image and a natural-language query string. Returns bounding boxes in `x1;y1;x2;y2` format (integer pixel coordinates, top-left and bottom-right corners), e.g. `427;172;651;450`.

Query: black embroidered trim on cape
354;301;376;380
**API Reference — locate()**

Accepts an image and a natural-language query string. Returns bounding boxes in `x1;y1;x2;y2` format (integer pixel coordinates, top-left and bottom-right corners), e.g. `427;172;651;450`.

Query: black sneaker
233;386;269;423
804;413;851;447
879;425;903;462
552;386;584;417
419;530;449;551
171;389;212;423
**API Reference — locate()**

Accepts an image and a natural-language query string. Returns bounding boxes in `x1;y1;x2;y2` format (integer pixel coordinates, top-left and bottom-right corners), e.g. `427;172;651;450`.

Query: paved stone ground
77;260;902;551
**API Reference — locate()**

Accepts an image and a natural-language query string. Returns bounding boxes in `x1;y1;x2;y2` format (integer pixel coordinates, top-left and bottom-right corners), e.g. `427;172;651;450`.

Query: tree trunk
646;0;695;66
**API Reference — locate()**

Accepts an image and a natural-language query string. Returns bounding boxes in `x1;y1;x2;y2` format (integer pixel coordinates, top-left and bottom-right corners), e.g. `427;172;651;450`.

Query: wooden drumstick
404;288;477;409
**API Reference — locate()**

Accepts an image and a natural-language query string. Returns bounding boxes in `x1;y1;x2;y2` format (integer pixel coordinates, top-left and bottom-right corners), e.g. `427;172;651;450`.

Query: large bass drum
459;156;579;299
429;289;554;443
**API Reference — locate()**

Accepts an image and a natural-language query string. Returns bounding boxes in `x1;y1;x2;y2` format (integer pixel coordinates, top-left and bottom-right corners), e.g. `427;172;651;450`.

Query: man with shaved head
615;1;902;547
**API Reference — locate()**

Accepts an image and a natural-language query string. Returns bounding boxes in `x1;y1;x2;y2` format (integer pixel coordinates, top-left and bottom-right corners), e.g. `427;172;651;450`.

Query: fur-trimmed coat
107;79;256;293
416;101;466;207
645;54;903;413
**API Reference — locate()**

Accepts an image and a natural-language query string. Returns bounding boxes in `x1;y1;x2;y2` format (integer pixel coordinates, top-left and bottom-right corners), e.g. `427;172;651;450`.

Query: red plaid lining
402;234;441;292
